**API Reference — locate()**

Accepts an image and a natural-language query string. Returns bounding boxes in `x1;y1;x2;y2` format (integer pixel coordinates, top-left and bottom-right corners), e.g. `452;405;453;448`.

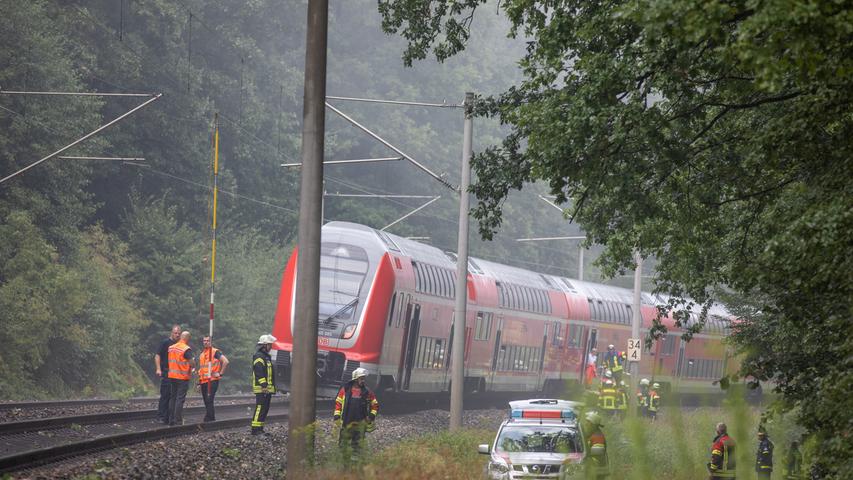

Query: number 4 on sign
627;338;642;362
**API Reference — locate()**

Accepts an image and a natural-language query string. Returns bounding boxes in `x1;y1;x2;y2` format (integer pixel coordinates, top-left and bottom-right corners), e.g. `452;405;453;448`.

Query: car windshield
495;425;582;454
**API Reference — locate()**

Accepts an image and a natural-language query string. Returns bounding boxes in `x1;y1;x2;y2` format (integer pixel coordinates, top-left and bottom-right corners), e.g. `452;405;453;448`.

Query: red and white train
271;222;734;397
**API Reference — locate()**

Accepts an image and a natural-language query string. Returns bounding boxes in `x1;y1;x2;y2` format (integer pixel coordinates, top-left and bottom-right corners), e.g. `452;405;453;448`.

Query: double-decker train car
271;222;734;397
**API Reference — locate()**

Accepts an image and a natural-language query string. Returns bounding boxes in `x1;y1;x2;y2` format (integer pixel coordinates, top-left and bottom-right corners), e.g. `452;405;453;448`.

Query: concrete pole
288;0;327;472
578;246;584;281
630;250;642;395
450;93;474;430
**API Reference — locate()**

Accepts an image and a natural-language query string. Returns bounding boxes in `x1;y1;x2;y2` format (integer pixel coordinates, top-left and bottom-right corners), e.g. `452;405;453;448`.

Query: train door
489;316;504;389
674;341;686;389
537;323;548;389
400;303;421;390
580;328;598;386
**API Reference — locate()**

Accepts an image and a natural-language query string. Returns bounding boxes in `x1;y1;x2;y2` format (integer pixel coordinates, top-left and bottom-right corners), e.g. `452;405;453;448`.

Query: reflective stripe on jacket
198;347;221;384
636;388;648;406
252;349;275;394
648;390;661;412
334;380;379;426
710;433;736;478
167;341;191;380
599;386;618;410
607;351;625;372
756;437;774;472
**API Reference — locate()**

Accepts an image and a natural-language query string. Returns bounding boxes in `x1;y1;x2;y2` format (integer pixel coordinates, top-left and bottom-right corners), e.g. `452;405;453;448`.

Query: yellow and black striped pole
207;113;219;395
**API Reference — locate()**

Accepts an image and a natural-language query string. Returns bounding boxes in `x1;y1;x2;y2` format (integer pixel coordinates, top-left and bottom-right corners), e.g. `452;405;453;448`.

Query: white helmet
640;378;650;386
257;334;277;345
652;382;660;389
351;367;369;380
608;344;615;350
604;369;613;379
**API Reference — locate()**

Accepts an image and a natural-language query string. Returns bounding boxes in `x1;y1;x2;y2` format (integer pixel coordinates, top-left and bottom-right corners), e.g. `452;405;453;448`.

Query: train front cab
271;224;395;397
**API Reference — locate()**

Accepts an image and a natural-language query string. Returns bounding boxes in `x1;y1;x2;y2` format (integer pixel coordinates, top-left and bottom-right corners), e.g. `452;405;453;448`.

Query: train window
387;293;397;326
475;312;492;341
442;269;448;298
427;265;436;296
497;283;505;307
662;335;676;356
552;322;563;347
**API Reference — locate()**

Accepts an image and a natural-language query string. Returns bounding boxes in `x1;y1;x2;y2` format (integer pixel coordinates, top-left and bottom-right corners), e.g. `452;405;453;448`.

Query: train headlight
342;324;357;339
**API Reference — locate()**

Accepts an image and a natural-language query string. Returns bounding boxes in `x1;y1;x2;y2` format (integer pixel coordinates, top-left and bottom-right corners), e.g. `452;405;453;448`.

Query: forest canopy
379;0;852;477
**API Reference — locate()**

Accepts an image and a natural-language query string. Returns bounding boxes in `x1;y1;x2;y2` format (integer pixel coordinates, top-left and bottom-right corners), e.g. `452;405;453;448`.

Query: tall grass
303;399;804;480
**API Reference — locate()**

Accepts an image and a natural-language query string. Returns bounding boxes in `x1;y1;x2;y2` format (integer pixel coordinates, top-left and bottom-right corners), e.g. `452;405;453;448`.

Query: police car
478;399;609;479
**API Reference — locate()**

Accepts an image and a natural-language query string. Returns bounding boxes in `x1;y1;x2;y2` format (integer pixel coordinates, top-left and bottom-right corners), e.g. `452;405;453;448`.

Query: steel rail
0;394;256;411
0;401;334;473
0;401;261;435
0;414;290;473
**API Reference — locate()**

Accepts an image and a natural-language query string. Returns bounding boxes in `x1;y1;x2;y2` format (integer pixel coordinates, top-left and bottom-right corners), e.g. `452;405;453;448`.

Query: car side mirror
590;445;605;456
478;444;490;455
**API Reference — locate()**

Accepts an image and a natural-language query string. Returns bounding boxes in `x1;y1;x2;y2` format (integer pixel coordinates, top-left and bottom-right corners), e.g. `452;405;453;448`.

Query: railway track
0;399;335;474
0;394;256;411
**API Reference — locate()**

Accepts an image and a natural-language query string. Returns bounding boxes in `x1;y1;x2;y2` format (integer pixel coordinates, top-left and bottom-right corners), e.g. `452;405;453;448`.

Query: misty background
0;0;651;399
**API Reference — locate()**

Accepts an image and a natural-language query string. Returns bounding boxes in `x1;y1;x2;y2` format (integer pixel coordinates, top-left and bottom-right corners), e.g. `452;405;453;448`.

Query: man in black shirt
154;325;180;424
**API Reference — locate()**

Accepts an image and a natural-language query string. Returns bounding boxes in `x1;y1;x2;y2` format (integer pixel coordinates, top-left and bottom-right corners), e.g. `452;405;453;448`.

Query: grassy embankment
309;399;806;480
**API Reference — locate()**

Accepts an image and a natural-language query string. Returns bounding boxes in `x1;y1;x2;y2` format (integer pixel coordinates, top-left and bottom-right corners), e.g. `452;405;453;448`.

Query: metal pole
281;156;402;167
325;102;455;190
0;93;162;184
578;247;585;281
207;114;219;397
326;95;462;108
288;0;327;472
450;92;474;431
630;251;642;393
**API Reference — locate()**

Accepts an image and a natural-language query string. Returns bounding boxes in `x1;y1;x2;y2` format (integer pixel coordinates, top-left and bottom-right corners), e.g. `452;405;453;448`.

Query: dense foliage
1;0;596;400
378;0;852;477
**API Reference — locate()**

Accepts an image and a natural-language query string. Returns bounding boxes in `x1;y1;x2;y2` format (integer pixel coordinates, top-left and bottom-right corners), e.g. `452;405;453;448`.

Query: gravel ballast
15;408;507;479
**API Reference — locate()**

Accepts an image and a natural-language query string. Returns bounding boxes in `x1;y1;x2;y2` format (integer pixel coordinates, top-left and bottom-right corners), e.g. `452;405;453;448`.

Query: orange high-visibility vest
167;341;191;380
198;347;221;384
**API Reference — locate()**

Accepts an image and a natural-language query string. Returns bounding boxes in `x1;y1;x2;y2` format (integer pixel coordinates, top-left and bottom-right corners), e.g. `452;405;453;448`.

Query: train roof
322;221;731;330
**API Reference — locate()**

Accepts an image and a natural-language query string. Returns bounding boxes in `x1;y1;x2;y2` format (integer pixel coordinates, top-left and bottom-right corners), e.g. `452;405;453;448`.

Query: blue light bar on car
511;409;576;419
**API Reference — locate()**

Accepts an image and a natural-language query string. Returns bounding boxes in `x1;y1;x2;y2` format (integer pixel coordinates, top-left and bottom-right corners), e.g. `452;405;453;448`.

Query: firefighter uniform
636;382;649;417
756;432;774;479
251;335;276;435
708;429;737;479
334;368;379;460
648;385;661;421
583;412;609;479
605;349;626;384
598;380;618;412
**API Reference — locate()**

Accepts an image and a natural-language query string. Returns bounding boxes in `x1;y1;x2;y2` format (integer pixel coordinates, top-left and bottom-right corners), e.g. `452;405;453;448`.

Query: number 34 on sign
627;338;642;361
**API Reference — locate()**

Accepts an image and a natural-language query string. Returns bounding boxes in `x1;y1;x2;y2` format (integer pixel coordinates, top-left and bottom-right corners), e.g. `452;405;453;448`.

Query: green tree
378;0;852;477
121;193;204;361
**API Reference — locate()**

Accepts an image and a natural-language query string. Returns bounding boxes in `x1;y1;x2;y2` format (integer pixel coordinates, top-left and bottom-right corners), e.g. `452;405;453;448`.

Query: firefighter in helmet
334;367;379;461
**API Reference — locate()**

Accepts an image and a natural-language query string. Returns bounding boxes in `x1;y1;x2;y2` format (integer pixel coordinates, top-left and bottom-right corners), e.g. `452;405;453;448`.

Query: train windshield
318;243;369;334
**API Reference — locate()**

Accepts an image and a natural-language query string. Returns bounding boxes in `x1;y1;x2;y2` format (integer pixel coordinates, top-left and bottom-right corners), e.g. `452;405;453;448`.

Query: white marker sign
627;338;642;362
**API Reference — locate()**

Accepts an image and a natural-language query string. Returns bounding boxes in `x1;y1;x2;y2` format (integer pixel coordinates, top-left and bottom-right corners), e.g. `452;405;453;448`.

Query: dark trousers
200;380;219;421
757;472;772;479
252;393;271;432
157;377;171;422
168;379;189;425
338;421;367;460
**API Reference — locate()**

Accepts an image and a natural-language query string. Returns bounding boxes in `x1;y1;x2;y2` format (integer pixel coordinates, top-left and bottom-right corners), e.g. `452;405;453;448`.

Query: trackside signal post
289;0;328;473
450;93;474;431
629;252;642;408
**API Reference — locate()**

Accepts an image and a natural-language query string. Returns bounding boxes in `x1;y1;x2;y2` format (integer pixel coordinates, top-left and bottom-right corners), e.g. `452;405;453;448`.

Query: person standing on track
197;335;229;422
154;325;180;424
708;422;737;479
334;367;379;461
167;331;195;426
251;334;276;435
604;344;626;384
